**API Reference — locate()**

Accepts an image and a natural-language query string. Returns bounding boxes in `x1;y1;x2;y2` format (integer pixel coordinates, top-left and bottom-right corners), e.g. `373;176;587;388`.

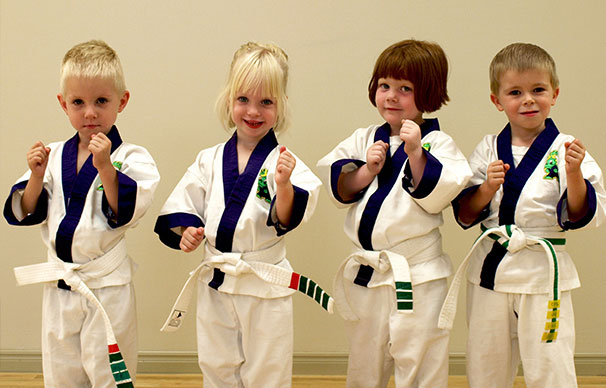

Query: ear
490;93;504;111
57;94;68;114
118;90;130;113
551;87;560;106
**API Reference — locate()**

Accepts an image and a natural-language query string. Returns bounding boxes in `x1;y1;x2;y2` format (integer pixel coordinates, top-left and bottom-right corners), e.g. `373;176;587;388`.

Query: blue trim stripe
216;130;278;252
154;212;205;250
3;181;48;226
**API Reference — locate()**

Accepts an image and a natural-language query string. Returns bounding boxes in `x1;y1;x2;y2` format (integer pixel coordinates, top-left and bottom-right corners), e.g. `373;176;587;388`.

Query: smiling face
375;77;423;135
231;86;278;145
58;76;129;142
491;68;559;140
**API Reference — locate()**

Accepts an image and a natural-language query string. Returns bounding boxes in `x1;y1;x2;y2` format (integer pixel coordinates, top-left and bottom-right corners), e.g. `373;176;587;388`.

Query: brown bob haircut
368;39;449;113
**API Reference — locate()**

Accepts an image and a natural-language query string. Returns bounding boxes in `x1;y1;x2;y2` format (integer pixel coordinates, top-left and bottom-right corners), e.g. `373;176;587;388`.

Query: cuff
267;184;309;236
154;213;205;250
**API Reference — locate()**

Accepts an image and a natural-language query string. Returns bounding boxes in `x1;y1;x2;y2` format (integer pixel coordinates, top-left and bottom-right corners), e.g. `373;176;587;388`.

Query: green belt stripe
109;352;123;362
314;288;323;303
306;280;317;297
117;382;134;388
111;361;127;373
395;281;412;290
112;370;131;381
298;275;308;292
480;225;565;246
397;291;413;300
321;293;330;310
397;301;413;310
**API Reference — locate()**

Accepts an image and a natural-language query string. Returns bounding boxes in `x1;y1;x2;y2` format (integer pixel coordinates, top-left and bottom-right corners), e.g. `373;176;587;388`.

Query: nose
387;89;398;102
84;105;98;119
247;104;260;117
522;93;535;105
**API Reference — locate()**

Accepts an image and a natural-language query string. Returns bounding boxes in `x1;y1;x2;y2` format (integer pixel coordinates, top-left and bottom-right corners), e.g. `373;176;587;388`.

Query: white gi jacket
155;129;321;299
317;119;472;293
4;126;160;289
453;119;606;294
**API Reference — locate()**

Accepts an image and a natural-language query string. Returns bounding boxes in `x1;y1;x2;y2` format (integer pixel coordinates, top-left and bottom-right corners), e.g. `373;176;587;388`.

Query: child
317;39;472;388
154;42;329;387
3;40;160;387
442;43;606;387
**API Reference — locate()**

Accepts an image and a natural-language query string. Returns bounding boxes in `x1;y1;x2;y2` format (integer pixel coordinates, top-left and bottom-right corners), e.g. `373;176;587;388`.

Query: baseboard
1;350;605;376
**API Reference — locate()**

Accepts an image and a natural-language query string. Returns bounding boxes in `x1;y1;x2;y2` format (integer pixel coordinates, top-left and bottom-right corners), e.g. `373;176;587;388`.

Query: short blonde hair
60;40;126;94
489;43;559;95
216;42;290;133
368;39;449;113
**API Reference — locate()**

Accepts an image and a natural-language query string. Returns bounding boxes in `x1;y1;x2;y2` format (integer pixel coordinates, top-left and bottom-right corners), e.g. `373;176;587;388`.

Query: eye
236;96;248;103
261;99;274;106
72;99;83;105
401;85;413;92
379;83;389;90
96;97;108;104
533;87;546;93
508;90;521;96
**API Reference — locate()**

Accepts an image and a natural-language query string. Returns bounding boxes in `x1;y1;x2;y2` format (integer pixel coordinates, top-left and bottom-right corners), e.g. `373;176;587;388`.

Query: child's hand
89;133;112;172
485;160;510;193
180;226;205;252
400;119;422;157
26;141;51;179
565;139;586;175
275;146;296;186
366;140;389;176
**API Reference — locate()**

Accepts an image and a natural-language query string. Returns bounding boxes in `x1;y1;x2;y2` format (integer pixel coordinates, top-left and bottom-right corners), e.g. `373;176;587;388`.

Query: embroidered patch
256;168;271;203
97;161;124;191
543;150;559;181
422;142;431;152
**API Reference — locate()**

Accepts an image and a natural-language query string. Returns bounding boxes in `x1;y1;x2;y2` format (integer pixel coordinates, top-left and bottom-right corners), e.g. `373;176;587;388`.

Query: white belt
13;239;134;387
161;241;334;332
438;224;564;343
333;229;443;321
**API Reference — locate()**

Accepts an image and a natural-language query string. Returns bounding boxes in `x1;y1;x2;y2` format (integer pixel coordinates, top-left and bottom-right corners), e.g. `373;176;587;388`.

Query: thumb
279;146;286;153
197;227;204;235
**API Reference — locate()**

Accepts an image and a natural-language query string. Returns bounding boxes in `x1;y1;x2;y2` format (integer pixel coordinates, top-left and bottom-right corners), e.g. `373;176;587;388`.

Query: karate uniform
316;119;471;388
154;129;321;387
451;119;606;388
4;126;160;388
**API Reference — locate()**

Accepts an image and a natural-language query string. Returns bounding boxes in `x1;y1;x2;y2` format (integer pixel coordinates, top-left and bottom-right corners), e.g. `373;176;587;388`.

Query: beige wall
1;0;605;368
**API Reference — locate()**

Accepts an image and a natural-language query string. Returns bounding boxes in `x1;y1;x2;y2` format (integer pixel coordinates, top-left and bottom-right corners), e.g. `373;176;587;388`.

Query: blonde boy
450;43;606;387
4;40;160;387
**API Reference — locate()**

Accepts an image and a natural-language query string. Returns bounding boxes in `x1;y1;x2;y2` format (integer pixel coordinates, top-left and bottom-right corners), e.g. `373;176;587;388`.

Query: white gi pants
196;280;293;387
344;278;449;388
41;283;137;388
466;282;577;388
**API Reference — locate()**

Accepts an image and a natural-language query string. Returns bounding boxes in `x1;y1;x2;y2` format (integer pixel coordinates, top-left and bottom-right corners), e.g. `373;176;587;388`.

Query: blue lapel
215;130;278;252
497;119;559;225
55;126;123;262
357;120;439;250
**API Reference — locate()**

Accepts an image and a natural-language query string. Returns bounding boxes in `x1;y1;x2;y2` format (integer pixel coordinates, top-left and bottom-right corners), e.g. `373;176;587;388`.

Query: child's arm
180;226;205;252
21;141;50;214
457;160;510;225
89;133;119;216
400;119;426;188
337;140;388;202
274;146;296;226
564;139;588;222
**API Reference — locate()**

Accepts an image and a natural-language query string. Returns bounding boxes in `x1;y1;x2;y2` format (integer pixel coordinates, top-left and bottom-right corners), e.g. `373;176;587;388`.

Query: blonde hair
489;43;558;95
60;40;126;94
216;42;290;133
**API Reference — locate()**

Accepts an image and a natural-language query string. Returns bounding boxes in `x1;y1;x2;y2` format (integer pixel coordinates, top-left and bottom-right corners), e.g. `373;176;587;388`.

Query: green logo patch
422;142;431;152
543;150;559;181
256;168;271;203
97;161;124;191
